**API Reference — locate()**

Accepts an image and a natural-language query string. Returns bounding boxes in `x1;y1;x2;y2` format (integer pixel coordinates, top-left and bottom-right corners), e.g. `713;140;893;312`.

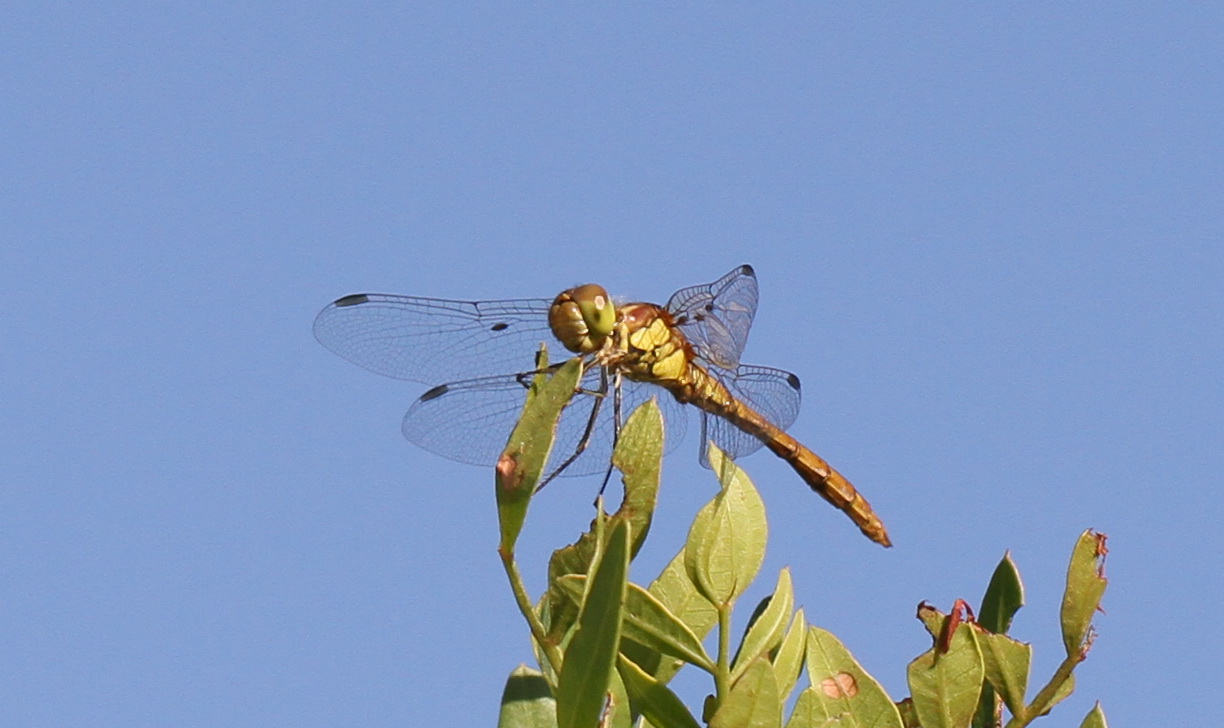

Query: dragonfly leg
512;361;567;389
596;371;624;497
535;365;609;492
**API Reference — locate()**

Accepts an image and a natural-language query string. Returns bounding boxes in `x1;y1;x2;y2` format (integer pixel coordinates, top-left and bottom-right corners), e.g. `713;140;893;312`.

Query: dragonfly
314;265;890;546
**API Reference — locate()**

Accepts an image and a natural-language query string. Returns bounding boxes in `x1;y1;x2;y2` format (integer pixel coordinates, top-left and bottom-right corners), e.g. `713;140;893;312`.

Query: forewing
665;264;759;369
698;364;802;465
313;293;555;384
401;367;689;476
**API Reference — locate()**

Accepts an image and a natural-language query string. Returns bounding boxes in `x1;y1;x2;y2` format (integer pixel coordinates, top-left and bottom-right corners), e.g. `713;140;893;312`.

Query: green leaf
617;654;703;728
526;344;551;401
977;631;1031;718
498;664;557;728
786;689;846;728
612;399;664;558
1041;673;1075;716
622;581;716;673
710;657;782;728
772;607;808;704
555;575;716;673
975;555;1025;728
1061;530;1108;658
605;661;633;728
496;357;583;552
685;445;767;606
529;596;561;688
650;547;720;633
556;517;631;728
907;623;984;728
544;531;598;645
683;482;721;604
803;627;903;728
978;552;1025;635
622;546;720;684
916;602;945;639
1078;702;1108;728
972;689;998;728
733;568;795;681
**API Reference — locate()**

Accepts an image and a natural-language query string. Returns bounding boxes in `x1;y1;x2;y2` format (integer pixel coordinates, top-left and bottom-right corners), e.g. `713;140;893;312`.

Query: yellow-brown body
550;290;891;547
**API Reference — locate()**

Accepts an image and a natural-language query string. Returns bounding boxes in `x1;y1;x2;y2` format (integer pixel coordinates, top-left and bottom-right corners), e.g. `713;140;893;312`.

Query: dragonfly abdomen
675;364;893;548
758;431;892;547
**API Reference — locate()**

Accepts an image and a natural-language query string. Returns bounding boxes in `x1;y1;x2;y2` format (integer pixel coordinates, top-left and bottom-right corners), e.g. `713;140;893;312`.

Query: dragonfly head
549;283;616;353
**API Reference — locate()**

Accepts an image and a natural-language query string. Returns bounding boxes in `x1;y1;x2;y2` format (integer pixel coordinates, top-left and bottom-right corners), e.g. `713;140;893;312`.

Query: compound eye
570;284;615;338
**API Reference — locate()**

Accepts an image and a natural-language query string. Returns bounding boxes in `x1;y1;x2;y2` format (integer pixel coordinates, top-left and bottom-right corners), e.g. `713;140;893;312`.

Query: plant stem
1003;651;1082;728
713;601;733;703
499;546;564;677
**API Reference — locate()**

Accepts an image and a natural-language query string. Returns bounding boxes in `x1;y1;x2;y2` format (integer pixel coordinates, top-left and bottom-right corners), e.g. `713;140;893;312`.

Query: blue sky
3;3;1221;725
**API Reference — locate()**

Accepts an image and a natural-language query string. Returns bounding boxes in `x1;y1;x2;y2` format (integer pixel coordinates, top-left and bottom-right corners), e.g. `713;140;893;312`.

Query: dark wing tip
419;383;449;402
786;372;801;391
333;294;371;308
739;264;755;277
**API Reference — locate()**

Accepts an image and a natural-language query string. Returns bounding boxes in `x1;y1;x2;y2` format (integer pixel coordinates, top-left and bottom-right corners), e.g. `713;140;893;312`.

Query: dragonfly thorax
605;302;693;384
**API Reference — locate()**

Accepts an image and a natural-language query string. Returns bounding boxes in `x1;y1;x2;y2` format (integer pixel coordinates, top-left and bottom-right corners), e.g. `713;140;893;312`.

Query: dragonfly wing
314;294;555;384
402;368;689;476
401;374;531;468
666;265;759;370
699;364;802;466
